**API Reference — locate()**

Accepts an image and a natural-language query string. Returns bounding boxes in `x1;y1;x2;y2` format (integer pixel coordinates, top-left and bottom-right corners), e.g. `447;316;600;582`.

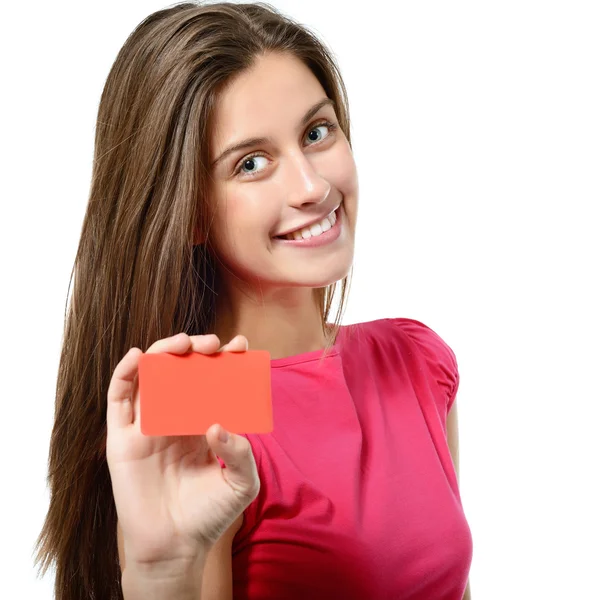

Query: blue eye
239;155;269;176
234;119;338;178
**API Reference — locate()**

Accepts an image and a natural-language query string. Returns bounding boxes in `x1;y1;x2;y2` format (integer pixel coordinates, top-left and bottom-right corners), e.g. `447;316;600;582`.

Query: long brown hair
34;2;354;598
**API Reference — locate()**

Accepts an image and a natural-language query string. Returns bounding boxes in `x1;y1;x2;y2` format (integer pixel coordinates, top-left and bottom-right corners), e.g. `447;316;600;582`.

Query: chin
291;258;353;289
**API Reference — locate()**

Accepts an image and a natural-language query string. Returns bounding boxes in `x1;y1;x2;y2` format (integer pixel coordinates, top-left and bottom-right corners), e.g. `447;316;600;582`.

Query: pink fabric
232;318;473;599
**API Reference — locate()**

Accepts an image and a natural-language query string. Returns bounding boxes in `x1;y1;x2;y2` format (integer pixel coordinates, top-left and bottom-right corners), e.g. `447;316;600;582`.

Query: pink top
231;317;473;599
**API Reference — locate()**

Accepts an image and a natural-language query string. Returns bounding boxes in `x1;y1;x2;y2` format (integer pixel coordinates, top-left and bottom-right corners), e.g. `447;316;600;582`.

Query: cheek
210;193;270;256
326;143;358;197
325;144;359;235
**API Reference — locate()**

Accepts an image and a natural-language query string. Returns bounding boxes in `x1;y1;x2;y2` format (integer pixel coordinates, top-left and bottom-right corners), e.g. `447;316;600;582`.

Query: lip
273;203;341;239
272;205;342;248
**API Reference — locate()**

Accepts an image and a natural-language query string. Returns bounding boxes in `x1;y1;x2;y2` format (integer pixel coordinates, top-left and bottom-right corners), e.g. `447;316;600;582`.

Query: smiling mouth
274;205;340;241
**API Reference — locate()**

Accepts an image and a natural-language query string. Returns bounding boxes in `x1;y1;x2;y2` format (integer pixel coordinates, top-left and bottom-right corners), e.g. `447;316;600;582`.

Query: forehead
210;52;328;151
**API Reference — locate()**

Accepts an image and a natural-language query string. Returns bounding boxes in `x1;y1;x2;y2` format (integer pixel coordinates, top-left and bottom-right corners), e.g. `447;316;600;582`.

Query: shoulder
393;317;460;412
388;318;458;366
349;317;460;412
345;317;456;360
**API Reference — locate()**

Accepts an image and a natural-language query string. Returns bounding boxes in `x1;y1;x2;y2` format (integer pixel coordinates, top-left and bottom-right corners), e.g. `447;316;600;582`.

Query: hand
106;333;260;569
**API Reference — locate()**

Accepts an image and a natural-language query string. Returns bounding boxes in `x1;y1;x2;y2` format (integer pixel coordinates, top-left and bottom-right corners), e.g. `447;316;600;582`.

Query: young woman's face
205;52;358;292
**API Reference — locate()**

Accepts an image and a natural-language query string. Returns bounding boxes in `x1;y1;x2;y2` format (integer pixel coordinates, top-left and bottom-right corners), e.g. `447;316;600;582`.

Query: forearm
122;555;206;600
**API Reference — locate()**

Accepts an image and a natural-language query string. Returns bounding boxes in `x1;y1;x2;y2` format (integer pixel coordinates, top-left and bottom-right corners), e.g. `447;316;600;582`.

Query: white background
1;1;599;598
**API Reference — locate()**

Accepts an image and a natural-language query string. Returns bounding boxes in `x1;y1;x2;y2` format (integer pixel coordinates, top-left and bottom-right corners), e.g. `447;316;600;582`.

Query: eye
235;154;268;177
234;121;337;177
308;122;334;142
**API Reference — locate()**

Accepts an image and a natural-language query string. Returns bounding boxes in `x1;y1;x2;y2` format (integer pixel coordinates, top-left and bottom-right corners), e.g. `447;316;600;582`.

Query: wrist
122;554;207;600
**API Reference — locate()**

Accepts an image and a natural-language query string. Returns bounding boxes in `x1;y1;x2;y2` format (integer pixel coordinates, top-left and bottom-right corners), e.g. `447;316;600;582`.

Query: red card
138;350;273;436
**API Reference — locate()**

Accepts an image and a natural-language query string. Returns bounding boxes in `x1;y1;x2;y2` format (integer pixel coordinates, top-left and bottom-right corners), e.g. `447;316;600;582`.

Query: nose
284;150;331;209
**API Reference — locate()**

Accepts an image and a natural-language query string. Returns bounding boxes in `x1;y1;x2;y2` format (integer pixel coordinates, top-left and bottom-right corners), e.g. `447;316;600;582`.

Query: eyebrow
211;97;335;168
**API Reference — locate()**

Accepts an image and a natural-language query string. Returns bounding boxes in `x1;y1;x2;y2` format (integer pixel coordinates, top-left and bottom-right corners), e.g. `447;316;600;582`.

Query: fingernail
219;427;229;443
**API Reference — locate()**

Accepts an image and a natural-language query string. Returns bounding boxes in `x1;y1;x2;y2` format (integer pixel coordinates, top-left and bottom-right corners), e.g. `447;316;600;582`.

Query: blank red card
138;350;273;436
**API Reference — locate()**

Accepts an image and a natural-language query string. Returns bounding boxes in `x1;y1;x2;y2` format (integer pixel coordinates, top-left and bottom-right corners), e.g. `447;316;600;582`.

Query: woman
35;2;473;598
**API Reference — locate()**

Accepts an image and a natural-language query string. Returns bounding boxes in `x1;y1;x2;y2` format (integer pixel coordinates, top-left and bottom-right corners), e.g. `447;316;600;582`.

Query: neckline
269;323;345;368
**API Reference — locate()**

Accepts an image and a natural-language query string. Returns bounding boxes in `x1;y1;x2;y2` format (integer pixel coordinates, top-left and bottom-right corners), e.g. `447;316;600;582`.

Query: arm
200;513;243;599
121;557;205;600
447;399;472;600
118;513;243;600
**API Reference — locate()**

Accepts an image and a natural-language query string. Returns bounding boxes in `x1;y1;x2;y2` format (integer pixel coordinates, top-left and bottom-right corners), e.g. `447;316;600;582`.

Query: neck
212;284;327;360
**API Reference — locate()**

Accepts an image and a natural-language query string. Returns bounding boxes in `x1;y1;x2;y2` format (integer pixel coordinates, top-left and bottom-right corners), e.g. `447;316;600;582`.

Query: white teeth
284;208;339;240
309;223;323;236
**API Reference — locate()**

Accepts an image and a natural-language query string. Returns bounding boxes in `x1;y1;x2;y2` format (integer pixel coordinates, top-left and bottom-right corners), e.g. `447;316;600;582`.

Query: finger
189;334;221;354
205;424;260;501
107;347;144;430
219;335;249;353
146;332;193;355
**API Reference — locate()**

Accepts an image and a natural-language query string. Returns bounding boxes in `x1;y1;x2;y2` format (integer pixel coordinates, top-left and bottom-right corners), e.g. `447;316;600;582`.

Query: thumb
206;424;260;502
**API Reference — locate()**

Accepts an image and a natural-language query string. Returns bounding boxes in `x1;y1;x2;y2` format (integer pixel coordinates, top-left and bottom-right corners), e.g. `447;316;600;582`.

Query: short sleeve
391;318;460;415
